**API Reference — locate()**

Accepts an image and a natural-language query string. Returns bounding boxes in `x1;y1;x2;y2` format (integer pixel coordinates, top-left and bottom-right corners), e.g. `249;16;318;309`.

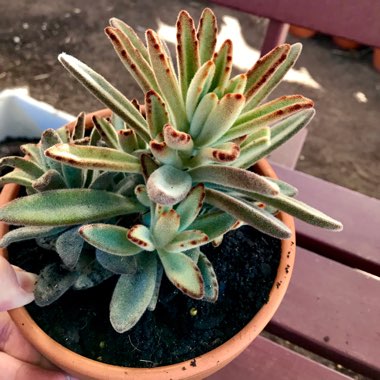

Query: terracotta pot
373;48;380;72
332;36;360;50
0;111;296;380
289;25;316;39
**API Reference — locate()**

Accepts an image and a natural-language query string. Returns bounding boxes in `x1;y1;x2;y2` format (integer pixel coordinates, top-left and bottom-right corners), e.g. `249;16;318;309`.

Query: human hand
0;256;77;379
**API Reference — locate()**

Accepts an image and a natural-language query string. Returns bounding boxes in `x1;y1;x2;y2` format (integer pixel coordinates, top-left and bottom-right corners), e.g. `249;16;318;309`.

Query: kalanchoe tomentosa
0;8;342;333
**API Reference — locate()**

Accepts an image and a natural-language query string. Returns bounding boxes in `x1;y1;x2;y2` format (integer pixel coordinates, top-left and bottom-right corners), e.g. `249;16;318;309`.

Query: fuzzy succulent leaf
198;142;240;164
0;226;66;248
267;178;298;197
40;129;63;172
149;140;182;167
224;74;247;95
141;154;159;181
158;249;204;299
45;143;141;173
152;209;180;248
146;165;192;206
185;60;215;120
117;129;139;153
73;259;113;290
244;43;302;110
72;112;86;140
20;143;44;167
197;252;218;302
0;169;34;187
249;192;343;231
222;95;313;143
80;224;143;256
92;116;120;149
110;18;150;62
175;184;205;231
110;253;157;333
96;249;139;274
146;30;188;132
210;39;233;91
134;184;151;207
205;188;291;239
163;124;193;152
185;247;201;262
89;172;116;191
164;229;209;252
105;27;159;93
197;8;217;64
189;165;279;196
238;108;315;169
176;10;200;98
61;164;83;188
32;169;67;192
189;92;218;138
34;263;79;306
147;264;163;311
56;227;84;269
0;189;144;226
145;90;169;139
127;224;155;251
0;156;44;178
58;53;150;142
194;93;245;147
188;210;236;240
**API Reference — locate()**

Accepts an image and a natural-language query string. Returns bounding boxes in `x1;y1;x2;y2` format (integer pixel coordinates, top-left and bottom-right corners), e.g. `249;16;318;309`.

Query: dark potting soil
9;226;280;368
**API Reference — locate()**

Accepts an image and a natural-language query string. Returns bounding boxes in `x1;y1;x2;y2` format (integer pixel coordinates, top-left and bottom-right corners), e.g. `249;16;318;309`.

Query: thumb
0;256;37;311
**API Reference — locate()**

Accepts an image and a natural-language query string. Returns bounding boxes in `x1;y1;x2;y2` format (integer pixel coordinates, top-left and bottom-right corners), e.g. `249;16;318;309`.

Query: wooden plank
210;0;380;48
271;164;380;276
267;246;380;378
207;335;351;380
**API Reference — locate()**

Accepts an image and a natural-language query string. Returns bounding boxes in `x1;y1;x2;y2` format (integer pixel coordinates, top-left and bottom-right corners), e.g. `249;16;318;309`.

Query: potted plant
0;8;342;380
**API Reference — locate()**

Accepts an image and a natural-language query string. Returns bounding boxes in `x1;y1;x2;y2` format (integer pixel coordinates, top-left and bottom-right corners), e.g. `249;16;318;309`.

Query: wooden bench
207;1;380;378
208;165;380;379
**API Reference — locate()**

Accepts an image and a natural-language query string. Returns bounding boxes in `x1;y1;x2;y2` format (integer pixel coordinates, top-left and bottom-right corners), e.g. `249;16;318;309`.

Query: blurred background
1;0;379;198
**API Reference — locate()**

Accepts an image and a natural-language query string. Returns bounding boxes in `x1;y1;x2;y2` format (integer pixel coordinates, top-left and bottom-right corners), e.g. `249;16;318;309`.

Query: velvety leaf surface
0;189;144;226
153;209;180;248
197;252;218;302
165;230;209;252
56;226;84;269
110;253;157;333
158;249;204;299
80;224;143;256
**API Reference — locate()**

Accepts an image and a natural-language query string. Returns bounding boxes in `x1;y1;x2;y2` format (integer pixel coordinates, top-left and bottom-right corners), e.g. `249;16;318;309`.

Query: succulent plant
0;8;342;333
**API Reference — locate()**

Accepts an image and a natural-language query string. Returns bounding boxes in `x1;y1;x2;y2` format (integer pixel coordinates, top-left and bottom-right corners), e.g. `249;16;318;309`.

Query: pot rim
0;109;295;380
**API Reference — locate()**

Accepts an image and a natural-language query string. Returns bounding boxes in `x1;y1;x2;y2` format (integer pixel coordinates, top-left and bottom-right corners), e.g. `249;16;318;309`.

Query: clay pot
332;36;360;50
0;111;296;380
289;25;317;39
373;48;380;72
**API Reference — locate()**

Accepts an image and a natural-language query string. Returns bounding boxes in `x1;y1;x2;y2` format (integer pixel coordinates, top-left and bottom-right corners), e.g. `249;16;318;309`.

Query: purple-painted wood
207;335;351;380
267;246;380;378
272;164;380;276
210;0;380;48
260;19;289;55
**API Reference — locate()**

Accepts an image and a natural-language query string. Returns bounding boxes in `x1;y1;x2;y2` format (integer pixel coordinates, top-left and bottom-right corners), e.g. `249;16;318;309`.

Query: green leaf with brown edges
205;188;291;239
197;252;218;302
58;53;150;142
176;10;200;99
0;189;144;226
92;116;119;149
175;184;205;231
105;26;159;93
153;209;180;248
164;230;209;252
194;93;245;147
145;90;169;139
186;60;215;120
244;43;302;110
146;30;188;131
127;224;155;251
158;249;204;299
80;224;143;256
45;143;141;173
110;253;157;333
197;8;217;64
210;39;233;91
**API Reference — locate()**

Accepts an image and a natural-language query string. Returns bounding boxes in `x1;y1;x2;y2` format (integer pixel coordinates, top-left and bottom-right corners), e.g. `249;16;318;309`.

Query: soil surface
9;226;280;367
1;0;379;199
